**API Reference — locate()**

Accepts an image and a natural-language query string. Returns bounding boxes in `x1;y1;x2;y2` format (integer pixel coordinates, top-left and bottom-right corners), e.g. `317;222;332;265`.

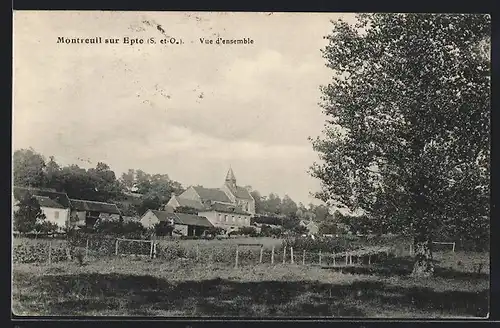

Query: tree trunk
411;239;434;277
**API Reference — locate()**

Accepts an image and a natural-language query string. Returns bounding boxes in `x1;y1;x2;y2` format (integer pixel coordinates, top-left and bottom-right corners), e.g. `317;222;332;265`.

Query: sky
13;11;358;206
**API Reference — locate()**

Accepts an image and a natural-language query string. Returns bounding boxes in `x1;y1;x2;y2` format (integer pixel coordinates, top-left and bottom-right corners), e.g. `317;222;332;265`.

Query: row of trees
13;148;186;216
14;148;333;222
250;190;332;222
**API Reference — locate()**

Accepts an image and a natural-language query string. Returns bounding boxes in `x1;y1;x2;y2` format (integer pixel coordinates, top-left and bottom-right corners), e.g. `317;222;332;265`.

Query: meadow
12;236;489;318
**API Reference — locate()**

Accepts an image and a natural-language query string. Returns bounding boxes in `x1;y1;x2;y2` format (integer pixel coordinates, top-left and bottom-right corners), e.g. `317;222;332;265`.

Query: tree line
13;148;336;224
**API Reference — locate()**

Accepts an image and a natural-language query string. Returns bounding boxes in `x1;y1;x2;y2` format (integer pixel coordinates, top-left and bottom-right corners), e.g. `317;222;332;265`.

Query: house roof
70;199;121;215
150;210;172;222
149;210;213;228
171;213;213;228
201;202;251;215
13;186;71;208
174;196;206;210
34;196;66;209
192;186;232;203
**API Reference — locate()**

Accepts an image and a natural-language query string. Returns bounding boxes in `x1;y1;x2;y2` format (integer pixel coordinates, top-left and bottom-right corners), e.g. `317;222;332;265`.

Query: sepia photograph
12;11;490;318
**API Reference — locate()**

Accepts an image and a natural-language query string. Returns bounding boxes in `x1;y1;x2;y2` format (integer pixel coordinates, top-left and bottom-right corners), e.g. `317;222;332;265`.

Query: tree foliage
13;148;185;216
13;191;47;233
13;149;46;187
310;13;490;276
153;220;174;236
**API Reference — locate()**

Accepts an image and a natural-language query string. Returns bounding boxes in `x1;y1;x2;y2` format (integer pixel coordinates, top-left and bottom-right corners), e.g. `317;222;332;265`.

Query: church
166;168;256;216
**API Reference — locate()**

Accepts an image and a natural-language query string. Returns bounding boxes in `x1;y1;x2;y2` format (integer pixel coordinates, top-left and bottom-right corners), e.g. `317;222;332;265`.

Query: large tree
13;148;46;187
310;14;490;277
279;195;298;218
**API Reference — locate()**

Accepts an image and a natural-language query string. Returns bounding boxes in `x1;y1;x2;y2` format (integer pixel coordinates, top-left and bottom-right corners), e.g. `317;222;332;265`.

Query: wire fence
13;233;463;267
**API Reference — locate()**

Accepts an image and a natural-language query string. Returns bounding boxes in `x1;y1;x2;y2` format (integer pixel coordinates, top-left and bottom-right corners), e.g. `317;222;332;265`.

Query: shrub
156;242;190;260
239;226;258;237
153;221;174;236
94;218;146;237
318;222;338;235
13;240;69;264
283;236;355;254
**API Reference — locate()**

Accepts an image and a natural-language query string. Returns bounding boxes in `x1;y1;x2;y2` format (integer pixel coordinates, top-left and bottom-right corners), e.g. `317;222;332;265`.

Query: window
218;214;222;222
225;215;228;222
232;216;235;222
54;211;59;219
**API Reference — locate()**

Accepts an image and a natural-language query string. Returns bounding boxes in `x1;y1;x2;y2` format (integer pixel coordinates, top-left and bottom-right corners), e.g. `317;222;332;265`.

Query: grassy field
12;250;489;318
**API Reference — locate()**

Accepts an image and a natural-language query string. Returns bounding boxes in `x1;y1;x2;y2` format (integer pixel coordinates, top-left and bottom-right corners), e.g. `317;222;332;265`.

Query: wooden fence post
271;246;275;264
149;241;153;259
333;254;336;266
452;242;456;253
48;241;52;265
368;254;371;265
283;246;286;264
259;245;263;264
290;247;294;264
319;250;322;266
235;245;239;268
302;250;306;265
345;252;348;265
115;239;119;256
85;238;89;259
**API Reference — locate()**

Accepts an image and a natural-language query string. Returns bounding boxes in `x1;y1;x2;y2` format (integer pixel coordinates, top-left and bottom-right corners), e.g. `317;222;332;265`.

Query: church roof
192;186;232;203
174;196;206;210
225;167;236;181
231;186;253;200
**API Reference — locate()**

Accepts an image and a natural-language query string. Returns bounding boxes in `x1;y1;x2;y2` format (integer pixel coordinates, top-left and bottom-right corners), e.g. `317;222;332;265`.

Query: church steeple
225;167;237;189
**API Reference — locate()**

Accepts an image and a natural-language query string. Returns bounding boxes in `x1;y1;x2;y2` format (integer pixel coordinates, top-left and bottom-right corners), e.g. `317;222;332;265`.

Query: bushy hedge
281;234;410;254
13;241;69;264
67;232;117;255
118;239;152;256
155;242;272;265
283;236;355;253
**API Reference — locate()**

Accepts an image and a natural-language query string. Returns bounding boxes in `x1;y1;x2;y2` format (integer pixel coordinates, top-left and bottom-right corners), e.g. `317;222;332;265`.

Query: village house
198;203;252;234
299;220;320;235
166;168;256;215
12;186;72;231
140;209;213;236
69;199;121;229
